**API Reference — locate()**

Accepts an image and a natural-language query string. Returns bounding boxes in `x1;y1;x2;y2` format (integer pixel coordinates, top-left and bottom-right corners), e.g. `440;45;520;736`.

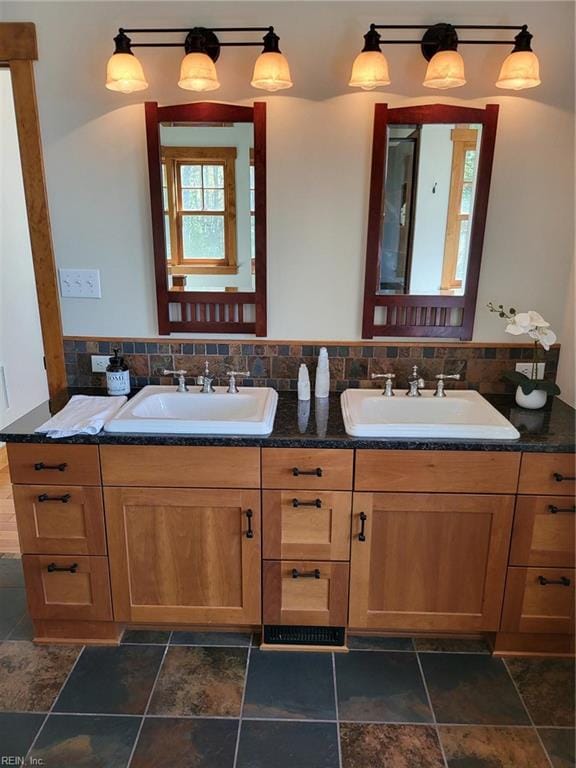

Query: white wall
0;71;49;429
2;1;574;348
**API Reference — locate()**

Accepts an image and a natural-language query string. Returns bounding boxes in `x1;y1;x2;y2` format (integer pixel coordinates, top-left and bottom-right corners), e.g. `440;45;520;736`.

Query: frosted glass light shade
178;52;220;91
496;50;541;90
251;51;293;91
423;50;466;89
105;52;148;93
348;50;391;90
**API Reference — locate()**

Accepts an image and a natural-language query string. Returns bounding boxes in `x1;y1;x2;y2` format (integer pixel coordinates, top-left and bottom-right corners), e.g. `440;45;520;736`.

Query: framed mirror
145;101;267;335
362;104;499;339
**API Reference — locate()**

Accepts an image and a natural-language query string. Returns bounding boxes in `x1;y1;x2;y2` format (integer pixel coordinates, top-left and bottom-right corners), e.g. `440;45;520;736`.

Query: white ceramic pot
515;385;547;410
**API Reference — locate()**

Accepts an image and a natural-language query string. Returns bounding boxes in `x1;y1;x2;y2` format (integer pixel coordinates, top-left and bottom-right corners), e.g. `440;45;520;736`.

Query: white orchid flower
529;327;557;351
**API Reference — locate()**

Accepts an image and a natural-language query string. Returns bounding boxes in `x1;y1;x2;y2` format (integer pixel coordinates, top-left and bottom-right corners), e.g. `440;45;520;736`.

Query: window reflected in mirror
159;122;255;293
380;122;482;297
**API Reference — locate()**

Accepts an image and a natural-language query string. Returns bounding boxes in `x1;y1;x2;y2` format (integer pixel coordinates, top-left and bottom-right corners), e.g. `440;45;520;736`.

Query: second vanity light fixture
349;23;541;91
106;25;293;93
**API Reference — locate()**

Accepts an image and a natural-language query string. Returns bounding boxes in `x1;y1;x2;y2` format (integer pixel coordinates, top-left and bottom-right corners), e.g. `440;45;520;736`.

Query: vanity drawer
7;444;101;486
263;560;349;626
262;449;353;490
518;453;576;496
263;491;352;561
501;566;575;635
100;445;260;488
22;555;113;622
355;450;520;494
13;485;107;556
510;496;575;568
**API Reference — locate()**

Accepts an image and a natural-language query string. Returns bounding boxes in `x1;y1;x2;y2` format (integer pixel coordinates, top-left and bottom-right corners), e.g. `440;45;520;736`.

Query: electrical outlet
91;355;110;373
516;362;545;379
59;268;102;298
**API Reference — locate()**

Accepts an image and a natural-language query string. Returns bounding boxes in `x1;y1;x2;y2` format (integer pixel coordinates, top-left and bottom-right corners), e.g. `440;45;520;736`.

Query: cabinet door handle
553;473;576;482
34;462;67;472
358;512;367;542
292;467;323;477
245;509;254;539
291;568;320;579
548;505;576;514
38;493;71;504
538;575;571;587
292;498;322;508
47;562;78;574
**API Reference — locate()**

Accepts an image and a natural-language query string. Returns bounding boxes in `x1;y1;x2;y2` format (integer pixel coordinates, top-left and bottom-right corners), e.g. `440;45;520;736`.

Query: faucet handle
226;370;250;378
435;373;461;380
163;369;187;377
226;370;250;394
371;373;395;380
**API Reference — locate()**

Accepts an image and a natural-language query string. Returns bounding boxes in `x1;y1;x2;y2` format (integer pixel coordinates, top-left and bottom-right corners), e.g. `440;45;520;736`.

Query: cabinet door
104;487;261;625
349;493;514;632
501;567;575;634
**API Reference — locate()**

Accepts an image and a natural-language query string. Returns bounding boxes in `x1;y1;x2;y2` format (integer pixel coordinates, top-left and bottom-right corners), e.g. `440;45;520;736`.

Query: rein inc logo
1;759;43;765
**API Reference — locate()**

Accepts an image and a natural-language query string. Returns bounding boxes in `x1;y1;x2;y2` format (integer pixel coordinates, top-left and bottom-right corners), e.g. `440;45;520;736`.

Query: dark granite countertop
0;388;574;452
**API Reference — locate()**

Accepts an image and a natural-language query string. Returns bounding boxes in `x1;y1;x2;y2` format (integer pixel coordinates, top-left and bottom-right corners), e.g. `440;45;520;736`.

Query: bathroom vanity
1;392;574;656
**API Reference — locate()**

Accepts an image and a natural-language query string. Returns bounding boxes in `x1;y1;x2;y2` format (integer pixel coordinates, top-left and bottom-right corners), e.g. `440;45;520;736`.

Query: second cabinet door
349;493;514;632
104;487;261;625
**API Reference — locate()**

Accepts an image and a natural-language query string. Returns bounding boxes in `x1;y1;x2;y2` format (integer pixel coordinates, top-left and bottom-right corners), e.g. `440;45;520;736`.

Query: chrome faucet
434;373;460;397
371;372;395;397
163;369;189;393
226;370;250;394
198;360;216;394
406;365;425;397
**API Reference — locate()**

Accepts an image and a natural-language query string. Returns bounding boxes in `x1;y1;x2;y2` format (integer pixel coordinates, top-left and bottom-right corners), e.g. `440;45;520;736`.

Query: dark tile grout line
502;657;556;768
126;630;173;768
415;649;449;768
232;642;253;768
332;652;343;768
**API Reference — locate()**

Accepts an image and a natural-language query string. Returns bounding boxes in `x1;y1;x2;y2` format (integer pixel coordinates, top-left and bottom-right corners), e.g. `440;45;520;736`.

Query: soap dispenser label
107;370;130;396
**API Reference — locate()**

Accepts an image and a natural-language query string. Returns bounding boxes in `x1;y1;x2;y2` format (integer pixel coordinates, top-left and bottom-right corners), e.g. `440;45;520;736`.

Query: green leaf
503;370;561;396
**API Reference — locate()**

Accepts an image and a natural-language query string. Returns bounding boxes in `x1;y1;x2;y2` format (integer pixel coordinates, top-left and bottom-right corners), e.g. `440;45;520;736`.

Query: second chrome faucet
164;360;250;394
371;365;460;397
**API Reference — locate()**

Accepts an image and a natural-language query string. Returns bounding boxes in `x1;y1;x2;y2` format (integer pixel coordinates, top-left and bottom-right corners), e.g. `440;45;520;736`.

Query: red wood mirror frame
145;101;267;336
362;103;499;339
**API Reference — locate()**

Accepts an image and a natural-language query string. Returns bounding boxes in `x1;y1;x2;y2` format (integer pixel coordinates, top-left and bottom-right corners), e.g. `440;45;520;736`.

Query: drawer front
100;446;260;488
262;449;353;490
510;496;575;567
518;453;576;496
7;444;101;486
501;567;575;635
22;555;112;621
14;485;107;556
263;560;349;626
263;491;352;561
355;450;520;494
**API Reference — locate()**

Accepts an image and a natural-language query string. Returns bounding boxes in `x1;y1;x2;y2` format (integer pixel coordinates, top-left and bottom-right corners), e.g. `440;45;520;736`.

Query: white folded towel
35;395;127;438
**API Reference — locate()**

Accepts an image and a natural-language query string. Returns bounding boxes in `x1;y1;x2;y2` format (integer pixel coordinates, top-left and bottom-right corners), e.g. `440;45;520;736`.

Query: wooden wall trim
0;23;37;61
8;51;66;399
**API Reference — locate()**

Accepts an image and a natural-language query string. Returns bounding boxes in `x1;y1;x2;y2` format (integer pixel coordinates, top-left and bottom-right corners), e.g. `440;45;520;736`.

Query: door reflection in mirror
159;122;255;293
380;123;482;297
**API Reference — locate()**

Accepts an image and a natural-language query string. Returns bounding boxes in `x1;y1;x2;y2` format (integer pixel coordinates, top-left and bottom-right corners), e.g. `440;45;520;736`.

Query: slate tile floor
0;565;574;767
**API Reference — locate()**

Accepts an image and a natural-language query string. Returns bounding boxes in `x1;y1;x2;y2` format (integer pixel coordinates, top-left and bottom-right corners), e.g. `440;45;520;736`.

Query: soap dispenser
106;348;130;396
315;347;330;398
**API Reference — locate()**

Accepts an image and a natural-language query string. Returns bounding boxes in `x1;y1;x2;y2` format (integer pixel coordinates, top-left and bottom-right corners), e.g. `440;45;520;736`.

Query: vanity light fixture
349;23;541;91
105;26;293;94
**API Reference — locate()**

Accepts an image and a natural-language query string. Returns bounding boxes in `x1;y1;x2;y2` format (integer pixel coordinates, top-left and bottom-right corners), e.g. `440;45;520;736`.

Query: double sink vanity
1;381;574;656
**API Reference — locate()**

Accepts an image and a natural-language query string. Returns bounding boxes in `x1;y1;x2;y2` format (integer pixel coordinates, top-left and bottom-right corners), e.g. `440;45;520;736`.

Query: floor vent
263;625;345;647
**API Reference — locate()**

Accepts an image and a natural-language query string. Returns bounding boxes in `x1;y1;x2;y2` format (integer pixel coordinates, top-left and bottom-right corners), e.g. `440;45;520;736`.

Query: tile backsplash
64;338;560;396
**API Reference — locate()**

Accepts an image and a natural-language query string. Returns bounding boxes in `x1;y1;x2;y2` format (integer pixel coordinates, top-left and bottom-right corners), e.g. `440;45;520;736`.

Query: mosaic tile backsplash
64;338;560;396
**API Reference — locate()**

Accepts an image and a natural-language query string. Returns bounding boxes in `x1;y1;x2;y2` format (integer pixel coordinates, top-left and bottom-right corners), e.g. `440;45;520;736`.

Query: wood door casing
501;567;575;634
104;487;261;625
510;496;575;568
263;491;352;561
349;493;514;632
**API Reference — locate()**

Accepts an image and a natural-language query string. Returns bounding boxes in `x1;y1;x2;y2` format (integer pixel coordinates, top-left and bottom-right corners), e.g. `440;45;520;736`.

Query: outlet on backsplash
515;362;545;378
91;355;110;373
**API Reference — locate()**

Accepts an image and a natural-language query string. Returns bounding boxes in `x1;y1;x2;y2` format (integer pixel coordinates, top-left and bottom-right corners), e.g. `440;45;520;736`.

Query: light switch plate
516;362;545;379
59;268;102;298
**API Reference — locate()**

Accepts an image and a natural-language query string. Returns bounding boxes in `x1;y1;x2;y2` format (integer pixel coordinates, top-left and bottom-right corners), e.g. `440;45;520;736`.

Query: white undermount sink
341;388;520;440
104;385;278;435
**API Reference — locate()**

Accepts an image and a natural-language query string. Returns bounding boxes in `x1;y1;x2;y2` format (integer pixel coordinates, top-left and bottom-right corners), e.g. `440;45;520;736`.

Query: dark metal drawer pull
538;576;571;587
292;467;323;477
47;562;78;574
38;494;71;504
553;473;576;482
548;505;576;514
358;512;367;542
34;462;67;472
245;509;254;539
292;498;322;508
292;568;320;579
